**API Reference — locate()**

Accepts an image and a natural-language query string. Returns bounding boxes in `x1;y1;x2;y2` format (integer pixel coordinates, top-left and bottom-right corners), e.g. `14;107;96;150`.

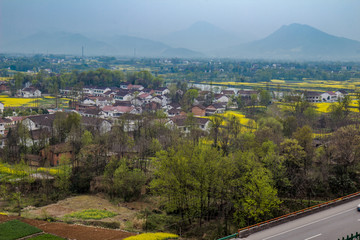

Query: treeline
10;68;164;95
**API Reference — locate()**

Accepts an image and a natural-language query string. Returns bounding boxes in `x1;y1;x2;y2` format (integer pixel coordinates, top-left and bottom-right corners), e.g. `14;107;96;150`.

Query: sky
1;0;360;43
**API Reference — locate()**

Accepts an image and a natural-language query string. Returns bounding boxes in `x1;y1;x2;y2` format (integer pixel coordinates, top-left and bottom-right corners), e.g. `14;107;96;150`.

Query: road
242;198;360;240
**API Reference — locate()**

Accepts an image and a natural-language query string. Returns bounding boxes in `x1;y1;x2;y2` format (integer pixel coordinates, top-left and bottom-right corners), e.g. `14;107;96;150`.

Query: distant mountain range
222;23;360;60
161;21;242;52
1;22;360;60
0;32;203;58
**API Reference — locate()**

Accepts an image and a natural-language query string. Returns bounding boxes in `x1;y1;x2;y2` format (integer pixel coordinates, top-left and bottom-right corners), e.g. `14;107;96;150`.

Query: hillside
224;23;360;60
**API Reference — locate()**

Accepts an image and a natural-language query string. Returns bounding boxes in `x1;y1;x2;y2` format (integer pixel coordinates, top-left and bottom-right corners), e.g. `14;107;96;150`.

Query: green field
0;220;42;240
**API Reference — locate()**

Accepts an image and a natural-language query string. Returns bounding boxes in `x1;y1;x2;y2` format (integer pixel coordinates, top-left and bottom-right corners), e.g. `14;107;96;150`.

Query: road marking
304;233;322;240
262;208;354;240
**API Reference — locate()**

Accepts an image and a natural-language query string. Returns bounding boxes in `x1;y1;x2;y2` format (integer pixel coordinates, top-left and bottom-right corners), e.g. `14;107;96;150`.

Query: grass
65;209;117;220
123;233;179;240
0;220;42;240
27;234;65;240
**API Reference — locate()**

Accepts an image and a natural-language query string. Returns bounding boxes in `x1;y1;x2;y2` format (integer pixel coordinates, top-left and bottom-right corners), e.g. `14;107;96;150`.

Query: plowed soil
0;214;136;240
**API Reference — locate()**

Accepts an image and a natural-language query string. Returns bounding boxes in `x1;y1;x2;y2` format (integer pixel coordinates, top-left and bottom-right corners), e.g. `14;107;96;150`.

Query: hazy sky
1;0;360;43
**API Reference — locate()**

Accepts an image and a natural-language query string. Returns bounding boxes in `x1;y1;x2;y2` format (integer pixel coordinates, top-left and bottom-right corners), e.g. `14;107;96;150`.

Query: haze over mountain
1;32;203;58
223;23;360;60
2;22;360;61
161;21;242;52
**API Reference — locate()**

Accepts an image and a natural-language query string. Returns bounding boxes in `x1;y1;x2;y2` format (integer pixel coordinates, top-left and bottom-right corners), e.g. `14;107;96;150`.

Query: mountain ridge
223;23;360;60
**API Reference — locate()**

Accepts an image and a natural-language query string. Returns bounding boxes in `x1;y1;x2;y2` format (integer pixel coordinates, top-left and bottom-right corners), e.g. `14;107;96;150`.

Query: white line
304;233;322;240
262;208;354;240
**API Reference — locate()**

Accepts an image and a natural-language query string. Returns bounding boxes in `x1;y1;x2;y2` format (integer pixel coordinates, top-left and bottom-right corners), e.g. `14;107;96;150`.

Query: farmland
202;78;360;92
0;95;69;108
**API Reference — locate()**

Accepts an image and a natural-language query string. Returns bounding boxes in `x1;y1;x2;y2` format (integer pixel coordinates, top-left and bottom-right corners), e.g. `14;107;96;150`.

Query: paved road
242;198;360;240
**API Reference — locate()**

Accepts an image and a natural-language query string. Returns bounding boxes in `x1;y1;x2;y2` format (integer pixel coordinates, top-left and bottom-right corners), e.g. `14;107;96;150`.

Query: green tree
231;151;281;225
259;89;271;106
113;160;146;202
81;130;93;146
54;156;72;196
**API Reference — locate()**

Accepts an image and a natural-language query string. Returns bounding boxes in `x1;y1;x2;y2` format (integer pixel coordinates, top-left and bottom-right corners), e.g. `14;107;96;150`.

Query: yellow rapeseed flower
124;233;179;240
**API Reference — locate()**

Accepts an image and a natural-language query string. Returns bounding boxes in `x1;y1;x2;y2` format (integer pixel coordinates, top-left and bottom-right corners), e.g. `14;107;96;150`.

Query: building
19;87;41;98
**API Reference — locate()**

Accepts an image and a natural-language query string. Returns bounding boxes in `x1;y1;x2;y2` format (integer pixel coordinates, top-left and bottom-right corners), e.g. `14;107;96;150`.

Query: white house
169;116;211;134
214;94;229;103
19;87;41;98
306;91;337;103
150;96;168;107
114;90;133;101
155;87;170;96
100;106;138;118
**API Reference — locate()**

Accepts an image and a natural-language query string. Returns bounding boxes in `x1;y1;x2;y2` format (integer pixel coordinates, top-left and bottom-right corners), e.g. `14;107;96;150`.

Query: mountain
162;47;204;58
224;23;360;60
1;32;204;58
1;31;113;56
162;21;242;53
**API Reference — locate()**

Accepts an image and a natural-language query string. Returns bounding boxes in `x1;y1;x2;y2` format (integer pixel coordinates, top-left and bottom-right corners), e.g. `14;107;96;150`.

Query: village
0;78;350;169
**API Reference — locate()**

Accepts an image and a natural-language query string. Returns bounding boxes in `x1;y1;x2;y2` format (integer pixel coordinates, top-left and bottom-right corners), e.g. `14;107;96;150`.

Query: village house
100;106;139;118
169;116;211;134
19;87;41;98
41;143;73;166
138;93;153;104
305;91;337;103
143;102;162;113
237;90;258;99
0;82;9;92
22;114;56;131
167;108;183;117
335;90;348;100
155;87;170;95
220;89;236;96
191;104;206;116
91;86;111;97
78;108;101;118
214;94;229;103
81;116;112;134
206;102;226;115
128;84;144;91
150;95;168;107
114;90;133;101
120;82;131;89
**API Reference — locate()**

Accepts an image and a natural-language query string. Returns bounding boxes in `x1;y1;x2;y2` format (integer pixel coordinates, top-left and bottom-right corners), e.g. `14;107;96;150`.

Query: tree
181;89;199;111
113;160;146;202
280;139;306;198
54;156;72;196
327;125;360;195
256;117;283;145
259;89;271;106
210;114;223;148
81;130;93;146
231;151;281;225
